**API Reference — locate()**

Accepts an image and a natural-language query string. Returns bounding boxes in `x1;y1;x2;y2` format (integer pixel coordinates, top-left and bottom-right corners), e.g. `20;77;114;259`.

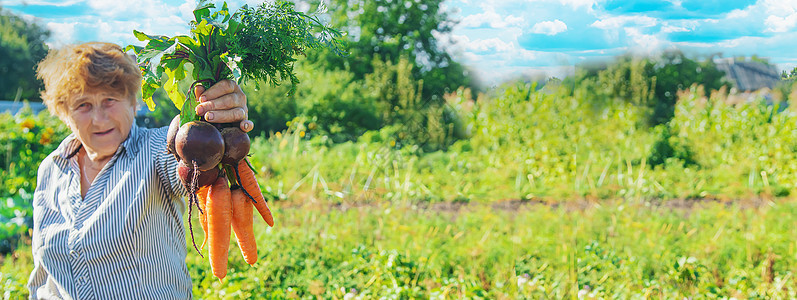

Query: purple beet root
177;160;220;191
175;120;224;171
166;115;181;161
220;127;250;165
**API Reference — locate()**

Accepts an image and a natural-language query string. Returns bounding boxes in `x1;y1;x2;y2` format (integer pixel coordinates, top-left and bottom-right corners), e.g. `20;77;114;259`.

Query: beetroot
175;121;225;171
220;127;250;165
178;160;220;190
166;115;180;160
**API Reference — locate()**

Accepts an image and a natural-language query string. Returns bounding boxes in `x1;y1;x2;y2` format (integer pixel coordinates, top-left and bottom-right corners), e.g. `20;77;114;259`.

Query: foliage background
0;7;49;101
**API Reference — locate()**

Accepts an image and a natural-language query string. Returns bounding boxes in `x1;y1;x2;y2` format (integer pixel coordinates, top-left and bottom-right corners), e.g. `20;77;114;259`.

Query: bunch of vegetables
127;0;343;281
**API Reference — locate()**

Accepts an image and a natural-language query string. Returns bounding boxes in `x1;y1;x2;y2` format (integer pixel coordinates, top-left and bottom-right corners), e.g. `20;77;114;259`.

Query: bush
573;50;729;126
647;124;697;168
0;190;33;254
0;106;69;197
0;106;69;254
244;57;463;150
241;79;298;137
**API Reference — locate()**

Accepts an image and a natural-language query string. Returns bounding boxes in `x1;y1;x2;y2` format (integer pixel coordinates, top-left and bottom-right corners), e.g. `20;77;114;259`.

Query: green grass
4;200;796;299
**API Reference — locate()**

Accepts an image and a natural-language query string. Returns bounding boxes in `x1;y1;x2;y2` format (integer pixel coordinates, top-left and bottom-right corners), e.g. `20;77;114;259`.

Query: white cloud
765;14;797;32
558;0;597;9
179;0;199;21
591;15;657;30
726;8;750;19
762;0;797;32
763;0;797;15
675;35;759;49
661;25;690;33
45;21;78;47
513;48;538;61
463;51;481;63
87;0;178;20
449;33;470;44
467;38;514;52
625;27;663;53
531;20;567;35
459;10;524;28
3;0;82;5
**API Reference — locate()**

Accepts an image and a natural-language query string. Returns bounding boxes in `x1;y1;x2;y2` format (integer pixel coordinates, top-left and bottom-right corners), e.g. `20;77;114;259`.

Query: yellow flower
20;119;35;130
299;130;306;138
39;131;52;145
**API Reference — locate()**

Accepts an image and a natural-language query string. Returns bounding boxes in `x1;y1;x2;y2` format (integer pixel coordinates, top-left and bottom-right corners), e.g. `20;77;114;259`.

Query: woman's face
65;90;136;160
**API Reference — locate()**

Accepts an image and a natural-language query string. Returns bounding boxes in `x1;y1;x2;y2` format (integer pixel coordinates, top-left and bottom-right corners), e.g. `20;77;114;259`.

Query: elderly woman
27;42;252;298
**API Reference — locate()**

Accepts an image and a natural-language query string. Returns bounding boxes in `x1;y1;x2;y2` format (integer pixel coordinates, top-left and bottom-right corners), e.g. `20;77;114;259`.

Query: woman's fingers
195;94;248;122
191;80;253;132
239;120;254;133
203;107;248;123
194;85;206;99
194;80;248;123
199;80;240;102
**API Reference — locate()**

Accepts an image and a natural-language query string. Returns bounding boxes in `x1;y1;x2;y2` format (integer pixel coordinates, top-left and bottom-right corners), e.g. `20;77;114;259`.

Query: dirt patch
273;197;788;214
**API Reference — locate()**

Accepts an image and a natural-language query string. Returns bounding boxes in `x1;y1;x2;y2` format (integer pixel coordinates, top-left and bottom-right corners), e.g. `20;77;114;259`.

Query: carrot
230;187;258;265
207;175;232;281
237;158;274;227
197;186;210;251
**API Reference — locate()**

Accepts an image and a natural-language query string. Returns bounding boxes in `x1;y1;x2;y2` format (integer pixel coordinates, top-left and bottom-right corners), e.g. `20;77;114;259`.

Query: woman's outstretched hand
194;79;254;133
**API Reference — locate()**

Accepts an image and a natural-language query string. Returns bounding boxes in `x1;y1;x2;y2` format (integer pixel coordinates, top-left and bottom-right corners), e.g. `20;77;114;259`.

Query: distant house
714;59;781;92
714;58;782;105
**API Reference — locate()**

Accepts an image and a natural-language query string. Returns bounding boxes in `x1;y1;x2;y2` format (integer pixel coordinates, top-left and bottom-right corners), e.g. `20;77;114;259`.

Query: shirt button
78;276;87;283
69;250;77;257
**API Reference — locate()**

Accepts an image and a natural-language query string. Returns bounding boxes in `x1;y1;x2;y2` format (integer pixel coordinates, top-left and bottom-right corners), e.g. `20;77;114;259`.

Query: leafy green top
126;0;344;124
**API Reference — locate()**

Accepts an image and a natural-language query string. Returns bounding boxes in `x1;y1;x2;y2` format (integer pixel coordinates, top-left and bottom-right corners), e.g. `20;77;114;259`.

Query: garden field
3;79;797;298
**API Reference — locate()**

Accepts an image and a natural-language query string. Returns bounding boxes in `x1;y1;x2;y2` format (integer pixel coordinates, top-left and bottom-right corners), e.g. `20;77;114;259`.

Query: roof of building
714;59;781;92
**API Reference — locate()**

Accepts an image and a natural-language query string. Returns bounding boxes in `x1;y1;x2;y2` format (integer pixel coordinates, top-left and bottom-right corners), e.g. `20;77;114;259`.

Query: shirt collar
120;123;142;157
56;123;142;160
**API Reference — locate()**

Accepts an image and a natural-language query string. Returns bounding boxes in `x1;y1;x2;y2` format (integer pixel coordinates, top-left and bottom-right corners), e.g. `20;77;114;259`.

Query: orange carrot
207;175;232;281
231;187;257;265
197;186;210;251
237;158;274;227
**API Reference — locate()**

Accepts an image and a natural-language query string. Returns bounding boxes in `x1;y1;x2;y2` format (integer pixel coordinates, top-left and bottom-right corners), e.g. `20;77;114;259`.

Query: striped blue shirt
27;124;192;299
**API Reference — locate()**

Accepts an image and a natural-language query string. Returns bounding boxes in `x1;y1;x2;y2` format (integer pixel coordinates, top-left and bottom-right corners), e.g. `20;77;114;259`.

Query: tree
782;66;797;80
648;50;727;125
307;0;475;102
0;7;50;101
573;50;728;125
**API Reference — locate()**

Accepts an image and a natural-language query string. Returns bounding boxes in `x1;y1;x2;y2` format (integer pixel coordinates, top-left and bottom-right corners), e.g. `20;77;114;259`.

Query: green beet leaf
127;0;345;123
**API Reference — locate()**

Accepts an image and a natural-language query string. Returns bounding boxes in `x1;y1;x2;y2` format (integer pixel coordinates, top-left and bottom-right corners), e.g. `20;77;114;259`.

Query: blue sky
4;0;797;84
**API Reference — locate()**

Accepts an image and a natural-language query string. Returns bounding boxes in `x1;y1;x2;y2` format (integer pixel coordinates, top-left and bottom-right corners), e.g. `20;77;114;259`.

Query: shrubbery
571;50;729;125
0;106;69;254
243;56;463;150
